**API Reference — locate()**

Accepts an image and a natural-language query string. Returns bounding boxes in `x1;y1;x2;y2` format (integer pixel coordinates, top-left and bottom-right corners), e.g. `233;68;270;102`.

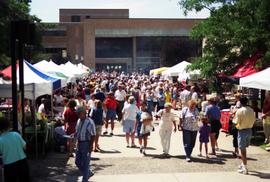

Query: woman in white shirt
157;103;177;157
122;96;139;147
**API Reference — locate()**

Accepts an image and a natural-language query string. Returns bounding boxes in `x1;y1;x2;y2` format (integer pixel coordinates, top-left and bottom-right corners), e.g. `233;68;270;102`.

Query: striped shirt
75;117;96;142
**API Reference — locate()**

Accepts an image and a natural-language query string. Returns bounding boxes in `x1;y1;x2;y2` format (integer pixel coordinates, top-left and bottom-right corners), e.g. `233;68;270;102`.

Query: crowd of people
1;71;269;181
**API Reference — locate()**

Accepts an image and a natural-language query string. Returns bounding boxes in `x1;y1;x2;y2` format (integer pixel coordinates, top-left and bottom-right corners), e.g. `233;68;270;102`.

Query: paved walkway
30;111;270;182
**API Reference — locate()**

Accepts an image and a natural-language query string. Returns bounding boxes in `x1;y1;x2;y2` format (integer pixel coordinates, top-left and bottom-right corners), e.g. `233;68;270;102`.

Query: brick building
42;9;203;72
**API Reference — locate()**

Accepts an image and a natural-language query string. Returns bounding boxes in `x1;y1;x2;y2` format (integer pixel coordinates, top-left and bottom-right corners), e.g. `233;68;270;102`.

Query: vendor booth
149;67;168;75
0;60;65;157
240;67;270;90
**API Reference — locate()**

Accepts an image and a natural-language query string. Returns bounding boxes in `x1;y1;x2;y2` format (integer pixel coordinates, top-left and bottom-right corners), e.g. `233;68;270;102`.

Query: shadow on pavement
249;171;270;179
143;153;171;159
170;155;227;164
145;147;157;150
99;149;121;154
92;163;113;173
192;157;226;165
219;149;233;153
29;153;79;181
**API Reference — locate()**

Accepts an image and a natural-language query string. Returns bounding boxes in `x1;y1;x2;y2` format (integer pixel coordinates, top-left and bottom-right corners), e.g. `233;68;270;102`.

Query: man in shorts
233;97;255;175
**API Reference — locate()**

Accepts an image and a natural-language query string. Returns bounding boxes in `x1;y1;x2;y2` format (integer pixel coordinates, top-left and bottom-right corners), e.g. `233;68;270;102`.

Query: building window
96;38;133;58
71;15;81;22
136;36;202;67
85;15;91;19
42;30;66;36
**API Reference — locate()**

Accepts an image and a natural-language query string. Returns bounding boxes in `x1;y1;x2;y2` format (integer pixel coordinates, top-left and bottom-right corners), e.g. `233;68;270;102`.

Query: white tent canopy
60;61;88;78
162;61;191;77
77;63;90;72
162;61;200;80
33;61;68;86
48;61;76;82
0;60;61;99
240;67;270;90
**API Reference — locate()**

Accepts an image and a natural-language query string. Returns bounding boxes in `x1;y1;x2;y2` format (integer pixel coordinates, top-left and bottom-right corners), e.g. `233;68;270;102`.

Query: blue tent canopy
25;61;61;90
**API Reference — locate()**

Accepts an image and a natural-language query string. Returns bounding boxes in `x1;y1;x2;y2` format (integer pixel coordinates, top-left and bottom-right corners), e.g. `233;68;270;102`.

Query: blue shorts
106;109;116;120
123;119;136;133
238;128;252;150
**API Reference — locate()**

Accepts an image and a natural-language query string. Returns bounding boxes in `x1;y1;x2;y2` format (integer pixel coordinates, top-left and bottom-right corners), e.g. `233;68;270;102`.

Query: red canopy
0;64;18;79
232;53;261;78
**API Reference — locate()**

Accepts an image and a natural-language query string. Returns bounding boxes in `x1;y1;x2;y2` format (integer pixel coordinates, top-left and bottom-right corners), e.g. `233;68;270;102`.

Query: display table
25;123;53;156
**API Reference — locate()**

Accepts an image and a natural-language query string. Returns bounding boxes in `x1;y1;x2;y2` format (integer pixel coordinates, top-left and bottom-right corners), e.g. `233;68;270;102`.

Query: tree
178;0;270;79
0;0;42;69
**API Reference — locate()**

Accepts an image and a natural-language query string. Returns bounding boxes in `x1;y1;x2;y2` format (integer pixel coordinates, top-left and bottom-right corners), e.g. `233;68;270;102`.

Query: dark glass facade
96;38;133;58
95;36;201;73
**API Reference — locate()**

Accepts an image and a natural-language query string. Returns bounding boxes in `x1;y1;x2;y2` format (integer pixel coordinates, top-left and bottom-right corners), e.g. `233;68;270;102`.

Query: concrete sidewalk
30;109;270;182
90;171;270;182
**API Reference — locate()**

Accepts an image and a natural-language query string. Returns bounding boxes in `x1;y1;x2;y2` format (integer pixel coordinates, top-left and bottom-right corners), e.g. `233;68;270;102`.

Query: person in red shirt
64;99;78;157
104;92;117;135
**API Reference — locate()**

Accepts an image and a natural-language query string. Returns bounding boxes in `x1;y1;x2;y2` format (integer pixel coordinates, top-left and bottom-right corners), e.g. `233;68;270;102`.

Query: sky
30;0;210;22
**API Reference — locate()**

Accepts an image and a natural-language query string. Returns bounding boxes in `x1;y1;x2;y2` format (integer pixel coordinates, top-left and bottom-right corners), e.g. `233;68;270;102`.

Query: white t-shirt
87;99;95;110
54;95;63;105
115;90;126;101
122;103;139;121
38;103;45;114
157;109;176;131
191;92;198;101
180;90;191;106
76;99;87;108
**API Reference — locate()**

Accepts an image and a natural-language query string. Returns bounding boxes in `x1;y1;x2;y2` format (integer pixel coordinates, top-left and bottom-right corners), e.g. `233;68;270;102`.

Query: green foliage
0;0;42;68
179;0;270;79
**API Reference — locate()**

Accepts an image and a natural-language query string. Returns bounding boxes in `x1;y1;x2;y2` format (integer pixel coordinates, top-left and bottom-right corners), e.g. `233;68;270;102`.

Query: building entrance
96;63;127;72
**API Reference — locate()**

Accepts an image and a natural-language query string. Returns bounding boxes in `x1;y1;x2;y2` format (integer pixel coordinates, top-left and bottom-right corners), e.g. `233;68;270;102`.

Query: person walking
233;97;255;175
262;91;270;144
75;106;96;182
115;84;126;121
179;100;200;162
64;99;78;157
89;100;104;152
136;101;153;155
180;85;191;108
205;96;221;155
122;96;139;147
157;103;177;157
198;116;211;158
104;92;117;135
0;117;31;182
156;88;166;112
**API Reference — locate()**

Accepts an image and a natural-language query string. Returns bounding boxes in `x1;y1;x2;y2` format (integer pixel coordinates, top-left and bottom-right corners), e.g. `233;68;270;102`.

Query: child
199;116;211;158
90;100;104;152
104;92;117;135
0;117;30;181
136;101;153;155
